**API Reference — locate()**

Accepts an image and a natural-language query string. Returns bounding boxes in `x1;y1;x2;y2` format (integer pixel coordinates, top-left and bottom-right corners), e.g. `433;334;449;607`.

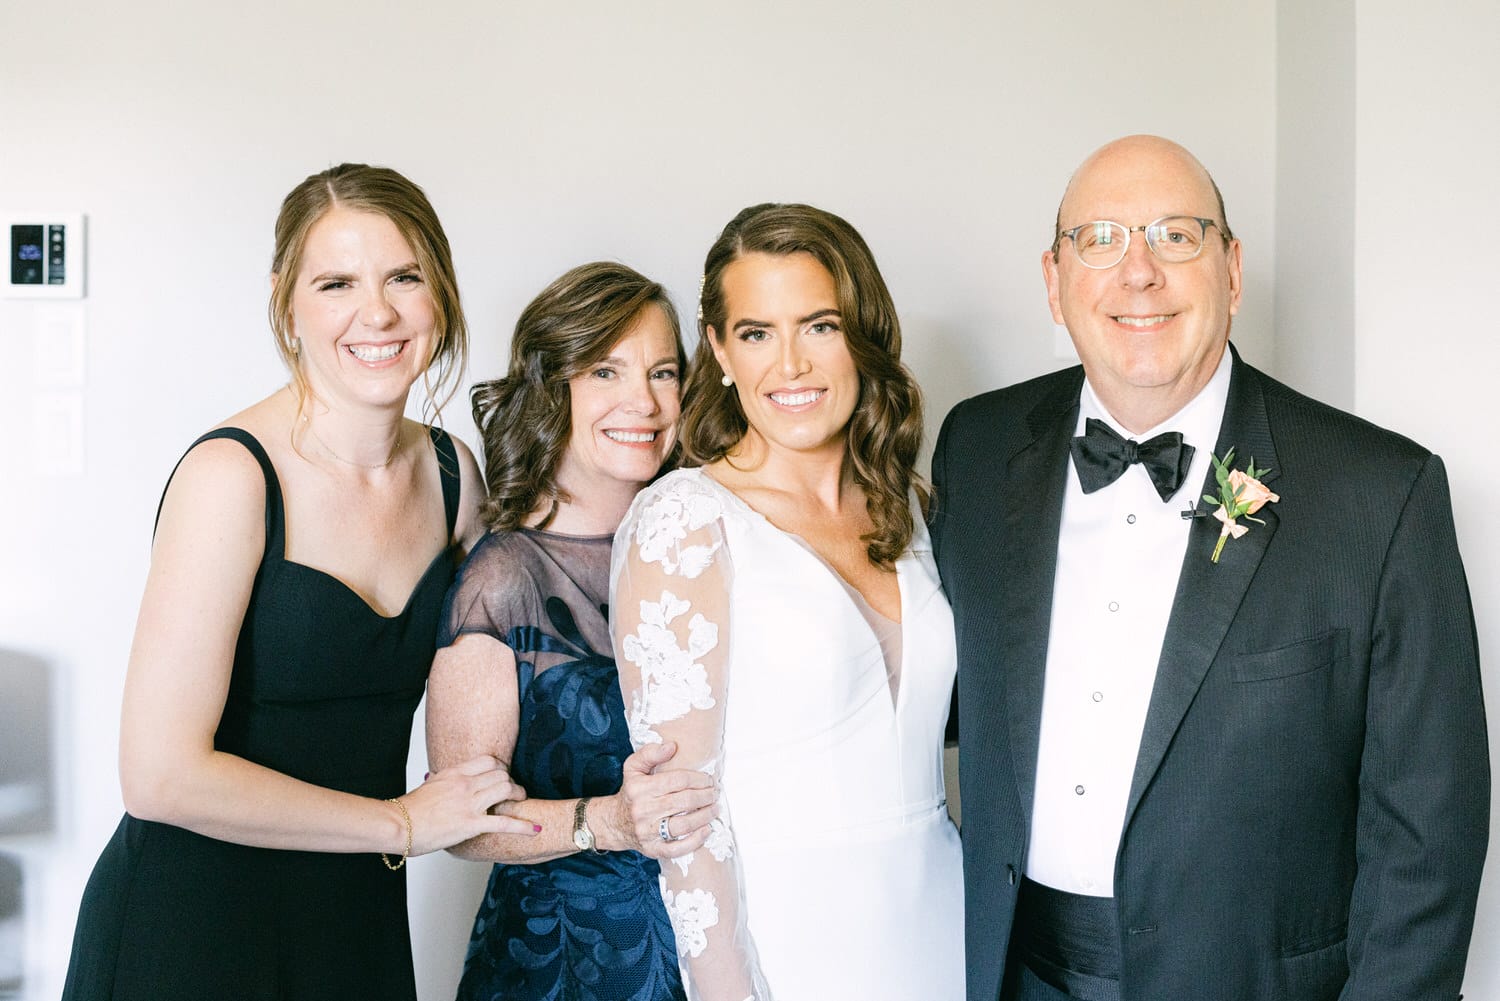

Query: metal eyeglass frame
1055;215;1224;269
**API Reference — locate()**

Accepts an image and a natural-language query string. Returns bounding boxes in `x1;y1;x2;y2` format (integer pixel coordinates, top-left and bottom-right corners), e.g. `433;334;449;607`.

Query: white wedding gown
610;468;964;1001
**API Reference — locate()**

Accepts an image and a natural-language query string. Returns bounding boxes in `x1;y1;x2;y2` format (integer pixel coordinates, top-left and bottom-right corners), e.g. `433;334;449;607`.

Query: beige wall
1275;0;1355;408
2;1;1491;998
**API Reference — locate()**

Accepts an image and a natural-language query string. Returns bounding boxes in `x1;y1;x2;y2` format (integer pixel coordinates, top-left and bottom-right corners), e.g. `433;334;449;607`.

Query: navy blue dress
438;529;683;1001
62;426;461;1001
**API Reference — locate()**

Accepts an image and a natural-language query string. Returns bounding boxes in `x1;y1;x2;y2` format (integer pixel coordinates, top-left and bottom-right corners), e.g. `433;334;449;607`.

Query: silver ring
658;816;673;842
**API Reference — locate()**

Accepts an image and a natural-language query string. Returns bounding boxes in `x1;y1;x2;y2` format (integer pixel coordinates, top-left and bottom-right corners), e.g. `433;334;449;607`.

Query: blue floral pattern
446;544;684;1001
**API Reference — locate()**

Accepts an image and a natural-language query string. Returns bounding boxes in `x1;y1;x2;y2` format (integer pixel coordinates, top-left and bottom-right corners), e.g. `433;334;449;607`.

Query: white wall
1353;3;1500;998
2;1;1488;998
1273;3;1500;995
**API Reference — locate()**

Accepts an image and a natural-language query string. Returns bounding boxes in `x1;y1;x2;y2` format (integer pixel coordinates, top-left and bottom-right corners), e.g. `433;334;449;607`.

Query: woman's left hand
605;741;718;858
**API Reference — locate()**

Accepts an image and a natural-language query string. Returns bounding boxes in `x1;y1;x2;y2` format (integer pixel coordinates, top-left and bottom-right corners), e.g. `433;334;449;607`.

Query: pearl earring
721;374;733;387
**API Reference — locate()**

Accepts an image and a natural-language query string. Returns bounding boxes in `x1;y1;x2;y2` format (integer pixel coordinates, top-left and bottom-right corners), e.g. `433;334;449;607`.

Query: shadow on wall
0;648;53;998
0;649;53;836
0;854;20;998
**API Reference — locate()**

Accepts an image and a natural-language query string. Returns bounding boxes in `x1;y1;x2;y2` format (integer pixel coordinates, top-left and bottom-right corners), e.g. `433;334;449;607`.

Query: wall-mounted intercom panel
3;212;86;298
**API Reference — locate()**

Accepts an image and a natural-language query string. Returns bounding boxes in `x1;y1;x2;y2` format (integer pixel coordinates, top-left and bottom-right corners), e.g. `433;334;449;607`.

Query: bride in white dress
610;203;964;1001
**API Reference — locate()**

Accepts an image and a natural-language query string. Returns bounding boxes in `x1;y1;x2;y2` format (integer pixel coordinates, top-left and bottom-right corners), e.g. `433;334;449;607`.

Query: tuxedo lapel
994;372;1082;823
1123;350;1281;828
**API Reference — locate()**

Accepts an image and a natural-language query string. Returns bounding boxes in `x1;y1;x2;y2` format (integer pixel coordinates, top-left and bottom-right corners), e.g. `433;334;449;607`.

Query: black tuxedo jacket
931;349;1488;1001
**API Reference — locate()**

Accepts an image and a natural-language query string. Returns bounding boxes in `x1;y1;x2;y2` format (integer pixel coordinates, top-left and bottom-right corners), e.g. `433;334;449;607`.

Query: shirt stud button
1092;691;1104;703
1075;785;1085;796
1108;601;1120;612
1126;514;1137;524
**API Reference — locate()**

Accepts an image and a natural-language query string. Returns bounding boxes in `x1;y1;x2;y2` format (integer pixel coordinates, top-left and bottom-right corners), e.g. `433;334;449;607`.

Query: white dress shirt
1025;350;1232;897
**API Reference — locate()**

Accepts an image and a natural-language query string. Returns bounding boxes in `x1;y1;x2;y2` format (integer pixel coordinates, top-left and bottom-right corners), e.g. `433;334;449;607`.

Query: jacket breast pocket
1230;629;1348;683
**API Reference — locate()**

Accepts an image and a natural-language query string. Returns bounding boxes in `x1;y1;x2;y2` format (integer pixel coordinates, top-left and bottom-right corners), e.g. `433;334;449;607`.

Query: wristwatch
572;797;599;853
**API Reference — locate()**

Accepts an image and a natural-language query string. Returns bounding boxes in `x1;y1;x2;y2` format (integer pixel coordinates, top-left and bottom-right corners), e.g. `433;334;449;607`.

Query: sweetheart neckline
278;545;453;621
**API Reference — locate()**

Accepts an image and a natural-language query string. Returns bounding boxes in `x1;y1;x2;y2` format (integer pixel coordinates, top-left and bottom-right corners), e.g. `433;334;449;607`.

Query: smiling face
553;303;681;504
289;205;436;412
709;251;860;462
1043;136;1243;432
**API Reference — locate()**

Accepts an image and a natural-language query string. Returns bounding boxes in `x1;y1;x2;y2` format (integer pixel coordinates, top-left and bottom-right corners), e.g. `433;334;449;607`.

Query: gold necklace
301;416;404;469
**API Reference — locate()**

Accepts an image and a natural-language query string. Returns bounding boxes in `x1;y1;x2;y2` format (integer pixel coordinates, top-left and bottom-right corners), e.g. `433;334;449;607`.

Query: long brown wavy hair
684;203;926;569
471;261;684;531
269;163;468;425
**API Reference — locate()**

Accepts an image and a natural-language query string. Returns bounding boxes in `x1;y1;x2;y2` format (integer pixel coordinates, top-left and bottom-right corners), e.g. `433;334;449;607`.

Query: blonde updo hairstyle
268;163;468;422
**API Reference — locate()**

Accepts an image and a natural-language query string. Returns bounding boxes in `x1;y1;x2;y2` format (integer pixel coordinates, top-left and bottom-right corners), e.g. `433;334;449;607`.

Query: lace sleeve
610;477;771;1001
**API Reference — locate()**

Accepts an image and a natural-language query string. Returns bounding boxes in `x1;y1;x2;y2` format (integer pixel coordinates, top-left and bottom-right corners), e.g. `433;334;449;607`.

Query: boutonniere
1204;449;1279;563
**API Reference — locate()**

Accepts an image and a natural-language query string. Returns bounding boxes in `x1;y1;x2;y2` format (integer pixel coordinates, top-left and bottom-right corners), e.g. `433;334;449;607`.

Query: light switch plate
3;212;86;298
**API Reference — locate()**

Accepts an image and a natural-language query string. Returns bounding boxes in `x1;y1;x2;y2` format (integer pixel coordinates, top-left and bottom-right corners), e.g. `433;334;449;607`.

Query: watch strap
573;796;596;852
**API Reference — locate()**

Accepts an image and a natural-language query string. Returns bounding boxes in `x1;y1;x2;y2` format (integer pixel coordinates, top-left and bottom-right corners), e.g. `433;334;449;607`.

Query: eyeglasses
1055;215;1225;270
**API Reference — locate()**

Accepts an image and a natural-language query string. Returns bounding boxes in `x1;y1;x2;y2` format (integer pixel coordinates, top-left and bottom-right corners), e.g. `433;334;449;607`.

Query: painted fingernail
533;824;543;833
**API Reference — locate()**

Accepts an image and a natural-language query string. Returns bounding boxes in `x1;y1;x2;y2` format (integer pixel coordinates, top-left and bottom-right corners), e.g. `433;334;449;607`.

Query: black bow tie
1070;418;1195;502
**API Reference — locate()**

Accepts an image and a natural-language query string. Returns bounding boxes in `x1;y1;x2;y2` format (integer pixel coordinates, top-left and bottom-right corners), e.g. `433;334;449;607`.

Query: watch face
573;828;591;851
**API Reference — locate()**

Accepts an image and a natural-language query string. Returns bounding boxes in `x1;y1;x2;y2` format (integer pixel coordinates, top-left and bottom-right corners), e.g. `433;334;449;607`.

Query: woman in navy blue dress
61;164;537;1001
427;262;715;1001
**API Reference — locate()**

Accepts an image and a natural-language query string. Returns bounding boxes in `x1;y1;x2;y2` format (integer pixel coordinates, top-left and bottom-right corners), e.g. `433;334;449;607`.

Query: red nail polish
533;824;543;833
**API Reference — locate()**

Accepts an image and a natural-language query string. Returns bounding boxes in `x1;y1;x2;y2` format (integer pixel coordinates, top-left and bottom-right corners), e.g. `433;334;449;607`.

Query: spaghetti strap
153;428;284;559
428;426;460;543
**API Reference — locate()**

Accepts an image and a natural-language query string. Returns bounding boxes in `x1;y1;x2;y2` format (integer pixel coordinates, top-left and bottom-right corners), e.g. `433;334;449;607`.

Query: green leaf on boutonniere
1205;451;1279;564
1213;447;1235;490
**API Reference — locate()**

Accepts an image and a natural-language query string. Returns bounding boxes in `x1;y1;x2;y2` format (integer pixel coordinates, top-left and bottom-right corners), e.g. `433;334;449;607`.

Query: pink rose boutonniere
1204;449;1279;563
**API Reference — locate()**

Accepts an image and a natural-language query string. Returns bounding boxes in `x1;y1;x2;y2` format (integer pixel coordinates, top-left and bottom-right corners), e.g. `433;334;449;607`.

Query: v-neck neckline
691;468;910;714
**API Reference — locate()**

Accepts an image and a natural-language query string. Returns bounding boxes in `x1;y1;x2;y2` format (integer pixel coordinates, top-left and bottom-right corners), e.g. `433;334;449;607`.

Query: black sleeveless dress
62;426;461;1001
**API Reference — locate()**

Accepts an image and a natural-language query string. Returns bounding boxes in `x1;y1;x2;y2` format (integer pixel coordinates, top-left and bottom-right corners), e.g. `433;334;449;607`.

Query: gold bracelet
382;797;412;871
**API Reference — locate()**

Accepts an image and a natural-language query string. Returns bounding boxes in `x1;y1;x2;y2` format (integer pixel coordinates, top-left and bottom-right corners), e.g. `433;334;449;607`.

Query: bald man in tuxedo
932;135;1488;1001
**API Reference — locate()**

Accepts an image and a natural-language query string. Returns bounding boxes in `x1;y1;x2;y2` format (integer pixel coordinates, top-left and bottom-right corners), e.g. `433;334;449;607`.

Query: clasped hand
611;740;718;859
401;754;536;855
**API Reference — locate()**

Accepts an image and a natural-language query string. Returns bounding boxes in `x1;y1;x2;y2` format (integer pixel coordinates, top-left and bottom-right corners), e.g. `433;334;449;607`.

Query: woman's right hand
399;754;537;856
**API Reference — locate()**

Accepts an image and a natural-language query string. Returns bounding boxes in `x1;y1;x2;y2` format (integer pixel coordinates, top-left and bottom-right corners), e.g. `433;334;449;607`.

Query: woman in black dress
62;164;537;1001
426;262;716;1001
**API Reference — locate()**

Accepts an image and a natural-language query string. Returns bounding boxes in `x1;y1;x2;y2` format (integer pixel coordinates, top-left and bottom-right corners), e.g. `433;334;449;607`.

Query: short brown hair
471;261;684;531
268;163;468;421
685;203;925;569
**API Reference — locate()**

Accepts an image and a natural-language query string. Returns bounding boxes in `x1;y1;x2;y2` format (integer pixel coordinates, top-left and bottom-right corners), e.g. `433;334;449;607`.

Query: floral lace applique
635;488;724;578
704;818;735;862
621;589;718;746
665;886;721;959
670;816;737;876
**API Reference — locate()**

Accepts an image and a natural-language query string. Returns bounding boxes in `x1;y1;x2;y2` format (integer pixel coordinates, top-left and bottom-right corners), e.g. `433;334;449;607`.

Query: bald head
1041;134;1244;433
1054;135;1232;248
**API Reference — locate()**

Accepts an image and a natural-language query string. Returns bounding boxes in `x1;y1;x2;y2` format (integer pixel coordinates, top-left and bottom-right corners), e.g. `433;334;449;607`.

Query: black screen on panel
11;225;44;285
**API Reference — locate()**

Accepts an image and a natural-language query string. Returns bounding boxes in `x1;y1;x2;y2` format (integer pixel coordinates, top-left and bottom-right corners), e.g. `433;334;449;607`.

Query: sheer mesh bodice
609;468;965;1001
438;528;683;1001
